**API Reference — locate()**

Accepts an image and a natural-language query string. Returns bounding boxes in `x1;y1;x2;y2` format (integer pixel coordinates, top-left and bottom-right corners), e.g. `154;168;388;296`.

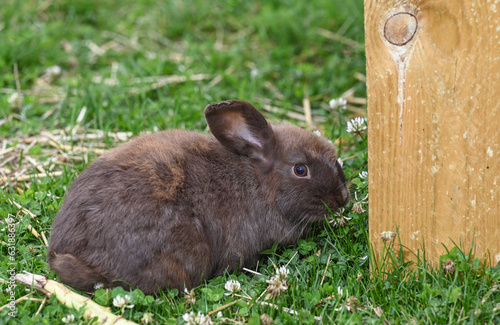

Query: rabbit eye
293;164;308;177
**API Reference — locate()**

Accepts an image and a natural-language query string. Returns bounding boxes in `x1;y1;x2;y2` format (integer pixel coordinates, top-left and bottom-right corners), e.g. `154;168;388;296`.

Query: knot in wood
384;13;417;46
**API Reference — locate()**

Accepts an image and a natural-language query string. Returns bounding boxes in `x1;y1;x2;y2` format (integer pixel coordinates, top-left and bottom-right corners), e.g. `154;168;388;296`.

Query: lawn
1;0;499;324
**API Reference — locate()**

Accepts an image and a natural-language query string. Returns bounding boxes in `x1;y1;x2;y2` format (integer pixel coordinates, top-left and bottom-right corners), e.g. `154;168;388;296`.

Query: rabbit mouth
298;205;337;224
315;201;347;221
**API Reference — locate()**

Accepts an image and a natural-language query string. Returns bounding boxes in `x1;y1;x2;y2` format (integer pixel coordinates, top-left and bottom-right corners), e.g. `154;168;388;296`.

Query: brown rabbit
48;100;349;294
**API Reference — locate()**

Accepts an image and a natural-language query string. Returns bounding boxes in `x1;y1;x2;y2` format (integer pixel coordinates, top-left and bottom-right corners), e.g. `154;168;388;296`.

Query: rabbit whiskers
277;211;312;245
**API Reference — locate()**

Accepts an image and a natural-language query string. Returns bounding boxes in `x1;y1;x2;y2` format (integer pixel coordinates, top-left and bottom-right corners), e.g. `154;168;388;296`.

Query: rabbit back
49;131;225;292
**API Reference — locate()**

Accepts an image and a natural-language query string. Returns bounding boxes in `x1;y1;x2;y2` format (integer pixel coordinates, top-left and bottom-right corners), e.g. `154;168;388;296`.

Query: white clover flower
61;314;75;324
337;158;344;167
351;192;368;214
265;275;288;298
333;207;345;218
113;295;134;309
141;312;155;324
346;117;367;134
328;208;352;227
184;288;196;304
45;65;62;77
381;231;396;242
224;279;241;294
443;259;455;275
332;217;350;227
250;68;259;79
313;130;322;137
260;313;274;325
345;296;359;312
276;266;289;280
182;311;212;325
113;295;125;308
351;202;366;213
359;171;368;179
329;97;347;110
7;92;23;107
337;286;344;297
38;65;62;85
93;282;104;290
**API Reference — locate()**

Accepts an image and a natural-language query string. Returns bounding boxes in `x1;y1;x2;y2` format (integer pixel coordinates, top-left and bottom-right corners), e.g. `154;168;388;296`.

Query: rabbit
47;100;350;294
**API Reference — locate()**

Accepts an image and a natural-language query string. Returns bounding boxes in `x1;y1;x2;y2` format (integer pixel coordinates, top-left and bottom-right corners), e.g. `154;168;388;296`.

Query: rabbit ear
205;100;276;168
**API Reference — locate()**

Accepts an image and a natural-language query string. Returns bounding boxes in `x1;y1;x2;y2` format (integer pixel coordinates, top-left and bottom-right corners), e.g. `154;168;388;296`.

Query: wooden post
365;0;500;266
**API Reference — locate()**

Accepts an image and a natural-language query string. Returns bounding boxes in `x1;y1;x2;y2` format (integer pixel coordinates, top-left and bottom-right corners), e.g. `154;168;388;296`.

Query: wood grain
365;0;500;265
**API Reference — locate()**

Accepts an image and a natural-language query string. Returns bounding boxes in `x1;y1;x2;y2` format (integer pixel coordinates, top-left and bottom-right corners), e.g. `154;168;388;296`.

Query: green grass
0;0;499;324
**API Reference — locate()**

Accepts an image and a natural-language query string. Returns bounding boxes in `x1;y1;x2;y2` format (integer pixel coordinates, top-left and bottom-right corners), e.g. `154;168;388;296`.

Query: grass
0;0;499;324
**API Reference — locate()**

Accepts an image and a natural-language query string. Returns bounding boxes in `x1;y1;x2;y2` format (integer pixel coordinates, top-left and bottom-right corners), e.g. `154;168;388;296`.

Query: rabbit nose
338;186;350;207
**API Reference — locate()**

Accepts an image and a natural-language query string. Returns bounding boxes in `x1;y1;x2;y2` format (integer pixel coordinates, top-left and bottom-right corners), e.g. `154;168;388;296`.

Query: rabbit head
206;100;349;235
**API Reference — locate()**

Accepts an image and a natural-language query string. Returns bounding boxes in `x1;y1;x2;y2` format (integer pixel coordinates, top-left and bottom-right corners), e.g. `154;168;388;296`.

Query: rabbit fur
48;100;349;294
